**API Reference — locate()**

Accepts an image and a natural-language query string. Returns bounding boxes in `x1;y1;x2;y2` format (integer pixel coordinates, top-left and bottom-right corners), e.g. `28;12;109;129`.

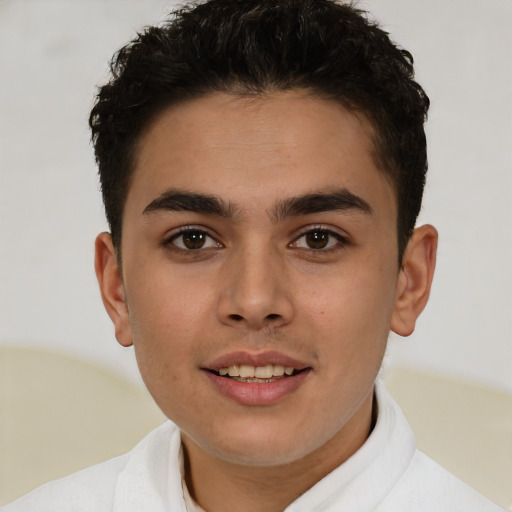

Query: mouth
209;364;306;383
203;351;312;405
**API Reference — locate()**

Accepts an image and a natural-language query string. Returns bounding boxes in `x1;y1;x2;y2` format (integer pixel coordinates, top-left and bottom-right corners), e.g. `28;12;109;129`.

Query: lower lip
204;370;311;406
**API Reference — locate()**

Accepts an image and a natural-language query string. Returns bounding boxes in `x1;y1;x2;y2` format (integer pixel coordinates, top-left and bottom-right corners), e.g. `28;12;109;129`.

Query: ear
94;232;133;347
391;224;438;337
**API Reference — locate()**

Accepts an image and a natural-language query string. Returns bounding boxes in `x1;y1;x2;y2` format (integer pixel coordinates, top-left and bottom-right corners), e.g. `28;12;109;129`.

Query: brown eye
305;231;329;249
291;228;346;251
182;231;206;249
170;229;220;250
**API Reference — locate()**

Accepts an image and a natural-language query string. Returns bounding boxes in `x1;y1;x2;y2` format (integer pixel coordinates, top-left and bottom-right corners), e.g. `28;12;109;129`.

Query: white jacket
2;381;505;511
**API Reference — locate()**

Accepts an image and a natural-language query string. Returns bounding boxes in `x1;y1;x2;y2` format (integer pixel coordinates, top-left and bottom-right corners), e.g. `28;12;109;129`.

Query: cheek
300;261;397;358
129;268;213;334
125;274;212;381
127;286;205;421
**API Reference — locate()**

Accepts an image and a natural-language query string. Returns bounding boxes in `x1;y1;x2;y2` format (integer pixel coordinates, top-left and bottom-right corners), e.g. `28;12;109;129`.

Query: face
99;91;417;469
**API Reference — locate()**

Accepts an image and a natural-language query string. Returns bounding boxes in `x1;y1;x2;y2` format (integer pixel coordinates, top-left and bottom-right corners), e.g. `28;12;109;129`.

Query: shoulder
1;421;177;512
378;450;506;511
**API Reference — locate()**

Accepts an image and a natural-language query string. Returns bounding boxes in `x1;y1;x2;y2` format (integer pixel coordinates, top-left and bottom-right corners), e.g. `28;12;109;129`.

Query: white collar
285;381;415;511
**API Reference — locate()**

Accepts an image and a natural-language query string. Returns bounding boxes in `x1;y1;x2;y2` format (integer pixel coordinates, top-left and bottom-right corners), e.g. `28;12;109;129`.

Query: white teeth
239;365;255;378
273;365;285;376
228;365;240;377
254;364;273;379
218;364;296;378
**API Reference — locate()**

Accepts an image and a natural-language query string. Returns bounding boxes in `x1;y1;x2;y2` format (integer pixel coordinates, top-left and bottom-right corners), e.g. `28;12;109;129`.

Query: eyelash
290;226;350;252
164;226;222;252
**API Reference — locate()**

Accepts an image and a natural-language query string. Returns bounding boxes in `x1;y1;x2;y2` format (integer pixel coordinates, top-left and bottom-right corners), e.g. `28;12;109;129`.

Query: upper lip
205;350;311;372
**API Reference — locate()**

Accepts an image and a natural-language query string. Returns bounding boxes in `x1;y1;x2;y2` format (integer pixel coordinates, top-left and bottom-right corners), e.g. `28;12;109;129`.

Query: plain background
0;0;511;392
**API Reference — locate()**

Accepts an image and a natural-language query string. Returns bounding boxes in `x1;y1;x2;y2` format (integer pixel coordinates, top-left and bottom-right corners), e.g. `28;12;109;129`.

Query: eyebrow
142;187;373;220
143;189;236;217
272;188;373;221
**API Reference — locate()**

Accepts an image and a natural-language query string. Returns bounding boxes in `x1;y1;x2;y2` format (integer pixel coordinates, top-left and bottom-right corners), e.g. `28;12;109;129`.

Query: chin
186;419;333;468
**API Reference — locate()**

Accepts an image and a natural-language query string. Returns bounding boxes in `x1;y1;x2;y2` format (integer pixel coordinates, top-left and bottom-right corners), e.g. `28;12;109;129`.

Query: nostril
229;314;244;322
266;314;280;320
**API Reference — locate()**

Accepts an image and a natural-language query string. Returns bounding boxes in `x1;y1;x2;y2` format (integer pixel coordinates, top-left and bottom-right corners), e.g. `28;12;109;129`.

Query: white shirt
2;381;505;511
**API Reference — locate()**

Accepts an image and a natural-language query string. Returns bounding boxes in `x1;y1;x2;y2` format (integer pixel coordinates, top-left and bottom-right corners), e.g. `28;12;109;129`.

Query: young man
3;0;505;511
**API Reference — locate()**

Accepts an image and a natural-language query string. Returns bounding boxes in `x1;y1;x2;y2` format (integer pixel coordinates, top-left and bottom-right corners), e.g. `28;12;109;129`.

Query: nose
216;245;294;330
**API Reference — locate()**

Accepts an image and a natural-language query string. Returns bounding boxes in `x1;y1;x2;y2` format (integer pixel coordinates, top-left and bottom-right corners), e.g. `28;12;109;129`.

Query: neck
181;388;376;512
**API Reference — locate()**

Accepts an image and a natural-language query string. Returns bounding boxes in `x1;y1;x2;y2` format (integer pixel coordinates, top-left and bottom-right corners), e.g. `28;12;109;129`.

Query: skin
95;91;437;512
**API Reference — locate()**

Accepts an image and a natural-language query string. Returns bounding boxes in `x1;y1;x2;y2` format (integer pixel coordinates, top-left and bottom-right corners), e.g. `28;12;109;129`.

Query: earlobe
391;224;438;337
94;232;133;347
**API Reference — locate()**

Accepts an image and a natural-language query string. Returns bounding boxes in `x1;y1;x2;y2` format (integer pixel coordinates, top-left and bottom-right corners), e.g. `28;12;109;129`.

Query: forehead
126;91;395;220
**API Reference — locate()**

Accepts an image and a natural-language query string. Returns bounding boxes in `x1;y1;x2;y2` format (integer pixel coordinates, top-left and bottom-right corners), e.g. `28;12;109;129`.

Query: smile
203;351;311;404
205;362;310;405
216;364;297;381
